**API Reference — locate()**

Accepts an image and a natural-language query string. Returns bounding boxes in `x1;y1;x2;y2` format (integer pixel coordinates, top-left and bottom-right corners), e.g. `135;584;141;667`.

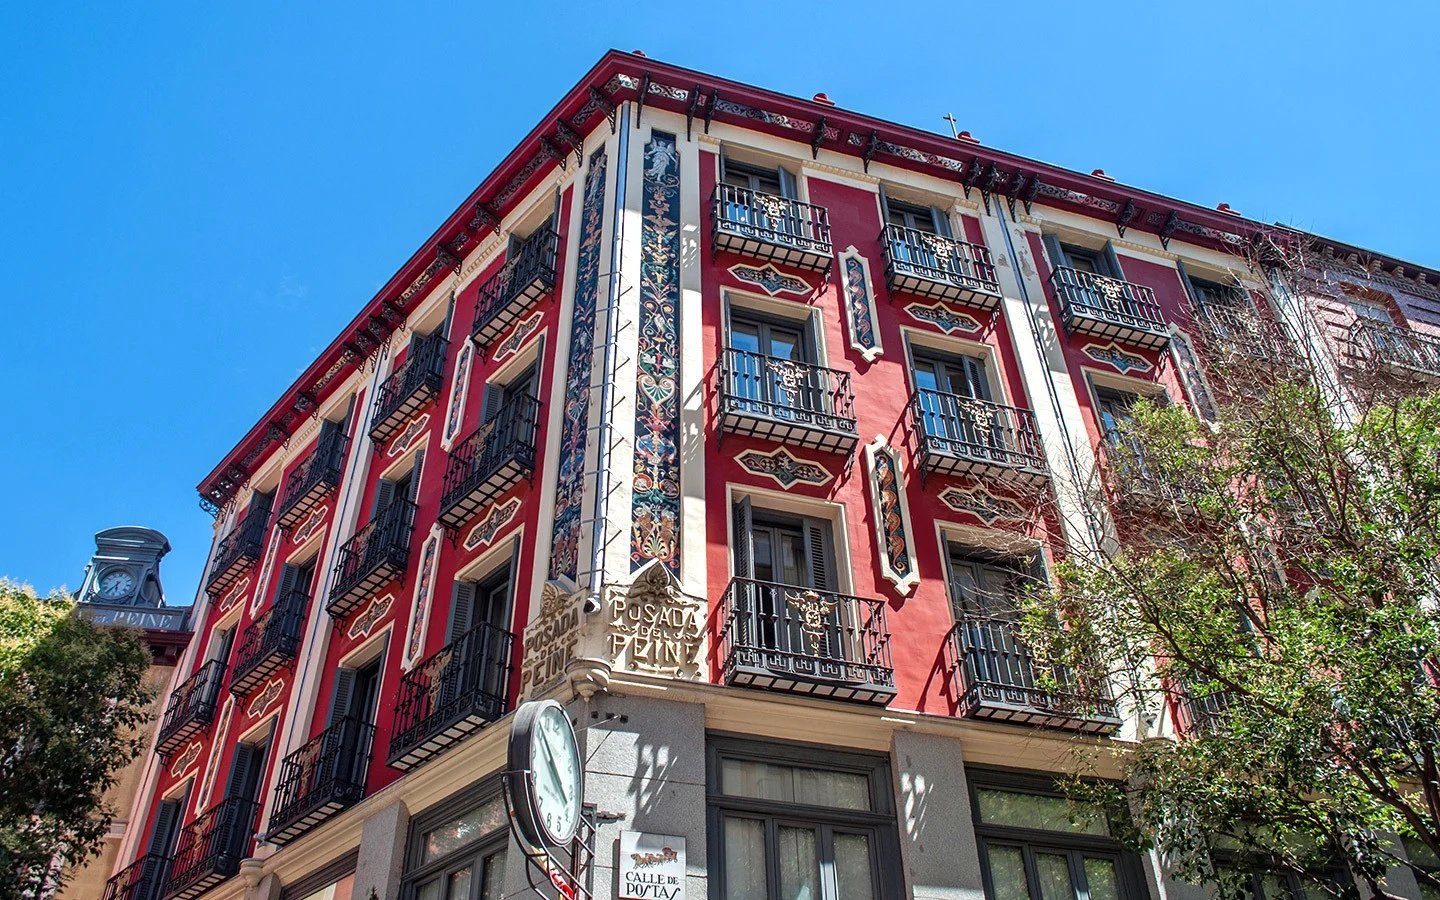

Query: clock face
507;699;583;849
98;569;136;600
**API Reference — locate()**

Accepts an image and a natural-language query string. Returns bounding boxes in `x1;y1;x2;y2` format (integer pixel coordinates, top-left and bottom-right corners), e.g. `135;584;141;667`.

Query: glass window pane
480;850;506;900
779;826;820;900
421;797;506;864
1034;852;1076;900
975;788;1109;836
1083;858;1120;900
834;833;875;900
985;844;1031;900
720;758;870;811
414;878;442;900
724;817;768;900
447;865;473;900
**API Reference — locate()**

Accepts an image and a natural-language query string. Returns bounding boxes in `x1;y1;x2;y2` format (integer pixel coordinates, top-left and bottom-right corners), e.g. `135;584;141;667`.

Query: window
1190;277;1248;316
885;198;948;236
1347;298;1394;326
727;307;825;420
971;773;1141;900
724;159;790;198
208;625;236;666
732;499;835;591
710;740;899;900
912;348;993;443
1093;387;1142;446
224;732;272;811
404;791;508;900
946;547;1036;620
374;451;423;518
720;156;800;238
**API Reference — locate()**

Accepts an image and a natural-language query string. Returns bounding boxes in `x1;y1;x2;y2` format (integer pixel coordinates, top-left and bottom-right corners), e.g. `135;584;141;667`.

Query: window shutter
878;184;892;223
146;798;182;856
731;497;753;578
371;479;396;518
940;542;963;621
222;744;259;802
339;395;357;434
447;581;476;644
930;206;954;239
502;535;522;629
440;290;456;340
480;383;500;425
271;564;300;610
964;356;992;401
802;518;834;592
407;450;425;504
1102;242;1125;280
214;627;235;666
250;491;274;528
777;166;798;200
717;150;727;187
1175;259;1202;310
326;668;357;726
1041;235;1067;275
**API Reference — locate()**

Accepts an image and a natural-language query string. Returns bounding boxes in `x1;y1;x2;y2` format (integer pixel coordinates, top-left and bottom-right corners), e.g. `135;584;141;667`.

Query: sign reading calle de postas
618;831;686;900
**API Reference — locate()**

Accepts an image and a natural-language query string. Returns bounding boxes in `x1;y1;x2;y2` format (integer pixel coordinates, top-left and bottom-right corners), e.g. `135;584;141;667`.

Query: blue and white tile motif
728;263;811;297
630;132;682;576
843;255;879;357
550;150;608;582
1082;342;1153;375
905;302;982;335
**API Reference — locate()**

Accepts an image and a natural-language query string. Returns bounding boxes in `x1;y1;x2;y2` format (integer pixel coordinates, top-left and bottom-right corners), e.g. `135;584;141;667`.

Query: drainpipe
586;102;631;612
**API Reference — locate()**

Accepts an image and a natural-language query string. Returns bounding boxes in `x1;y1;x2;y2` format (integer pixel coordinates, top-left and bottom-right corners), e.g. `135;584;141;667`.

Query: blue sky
1;0;1435;601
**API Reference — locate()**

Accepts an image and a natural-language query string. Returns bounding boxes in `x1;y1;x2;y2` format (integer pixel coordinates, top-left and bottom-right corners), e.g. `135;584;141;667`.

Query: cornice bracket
811;115;827;159
1116;199;1136;239
703;88;718;134
685;84;703;140
554;120;584;167
634;73;651;128
862;129;880;172
1160;210;1181;250
588;86;618;134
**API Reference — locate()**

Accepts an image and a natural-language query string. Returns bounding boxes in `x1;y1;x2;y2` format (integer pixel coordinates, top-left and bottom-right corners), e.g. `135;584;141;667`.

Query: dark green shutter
250;491;274;529
731;498;753;578
407;450;425;504
878;184;892;224
1102;242;1125;280
223;743;262;803
1041;235;1067;275
963;356;992;401
326;669;357;726
146;798;182;856
271;564;300;610
479;383;500;425
502;535;522;629
371;480;396;518
447;581;476;644
802;518;833;592
777;166;797;200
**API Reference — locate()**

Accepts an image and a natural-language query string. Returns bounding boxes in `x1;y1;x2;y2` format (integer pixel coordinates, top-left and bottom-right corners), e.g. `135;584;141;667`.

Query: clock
507;699;583;849
97;568;137;601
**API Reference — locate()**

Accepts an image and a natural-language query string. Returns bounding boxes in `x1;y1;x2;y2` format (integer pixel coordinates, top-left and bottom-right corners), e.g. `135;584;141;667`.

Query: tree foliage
1019;273;1440;899
0;580;152;898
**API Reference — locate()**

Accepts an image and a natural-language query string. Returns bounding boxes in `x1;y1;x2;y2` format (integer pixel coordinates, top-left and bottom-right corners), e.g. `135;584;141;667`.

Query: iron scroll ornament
506;699;584;850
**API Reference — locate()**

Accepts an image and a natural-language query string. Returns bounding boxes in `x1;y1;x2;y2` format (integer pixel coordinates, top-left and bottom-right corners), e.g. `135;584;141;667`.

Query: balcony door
913;351;996;452
947;548;1039;695
722;158;798;237
326;655;382;788
729;312;821;422
446;563;515;704
732;498;842;662
1093;387;1141;447
885;197;954;273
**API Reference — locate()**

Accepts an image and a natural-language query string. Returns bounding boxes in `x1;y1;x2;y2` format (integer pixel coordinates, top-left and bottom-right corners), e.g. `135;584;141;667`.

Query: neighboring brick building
106;51;1440;900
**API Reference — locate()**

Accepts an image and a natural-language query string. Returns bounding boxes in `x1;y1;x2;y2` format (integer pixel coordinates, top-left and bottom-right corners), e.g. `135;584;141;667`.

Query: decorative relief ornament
194;695;234;813
519;580;584;699
492;311;544;364
938;485;1028;526
441;342;474;449
387;413;431;458
1081;342;1152;375
606;562;703;679
250;526;284;616
838;248;882;362
347;593;394;640
904;302;982;335
218;576;250;613
766;359;808;401
246;677;285;719
169;740;203;778
863;436;920;596
463;499;522;552
728;263;811;298
786;589;838;648
735;446;834;489
291;504;329;546
403;531;442;669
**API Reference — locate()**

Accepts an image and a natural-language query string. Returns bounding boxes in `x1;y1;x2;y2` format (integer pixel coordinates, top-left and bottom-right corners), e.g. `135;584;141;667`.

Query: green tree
1018;266;1440;900
0;579;151;898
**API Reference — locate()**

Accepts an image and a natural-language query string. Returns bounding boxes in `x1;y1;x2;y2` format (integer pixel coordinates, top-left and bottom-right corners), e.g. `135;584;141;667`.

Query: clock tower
75;526;190;638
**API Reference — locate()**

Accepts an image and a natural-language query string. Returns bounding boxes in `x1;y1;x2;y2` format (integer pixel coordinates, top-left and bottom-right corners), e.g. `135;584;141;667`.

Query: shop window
403;790;508;900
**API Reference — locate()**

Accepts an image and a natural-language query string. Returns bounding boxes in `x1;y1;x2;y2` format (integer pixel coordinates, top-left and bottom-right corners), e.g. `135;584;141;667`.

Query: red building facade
109;51;1440;900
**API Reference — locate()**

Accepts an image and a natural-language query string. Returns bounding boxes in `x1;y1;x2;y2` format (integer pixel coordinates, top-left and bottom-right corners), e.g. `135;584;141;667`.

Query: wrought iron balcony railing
711;184;832;273
946;614;1119;733
228;589;307;697
326;498;417;621
471;227;560;347
1191;305;1304;370
718;578;896;705
880;224;1001;309
275;425;349;530
266;716;375;845
102;853;168;900
204;506;269;595
1098;434;1208;515
908;389;1047;485
162;797;258;900
368;332;448;446
1348;318;1440;381
388;621;515;771
718;347;858;455
1172;687;1234;737
1051;266;1169;350
155;660;226;756
437;395;540;529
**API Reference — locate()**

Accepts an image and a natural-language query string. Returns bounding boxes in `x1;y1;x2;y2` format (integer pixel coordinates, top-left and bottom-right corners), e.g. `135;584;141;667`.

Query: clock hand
536;733;568;800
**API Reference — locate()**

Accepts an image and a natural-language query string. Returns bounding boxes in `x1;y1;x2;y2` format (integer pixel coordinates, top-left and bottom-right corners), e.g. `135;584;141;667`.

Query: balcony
1191;305;1303;371
275;425;349;530
718;348;858;455
326;499;416;621
1099;437;1207;516
388;622;515;771
162;797;258;900
946;615;1119;734
204;507;268;596
711;184;832;274
718;578;896;705
266;716;375;845
880;225;1002;309
437;395;540;529
1348;319;1440;381
1051;267;1169;350
908;389;1047;486
103;853;168;900
368;332;448;446
155;660;225;756
471;227;559;348
228;589;307;697
1172;687;1233;737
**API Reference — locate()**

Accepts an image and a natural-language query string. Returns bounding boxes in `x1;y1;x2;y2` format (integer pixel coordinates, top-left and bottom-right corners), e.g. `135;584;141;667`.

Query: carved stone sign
518;581;584;699
607;564;703;679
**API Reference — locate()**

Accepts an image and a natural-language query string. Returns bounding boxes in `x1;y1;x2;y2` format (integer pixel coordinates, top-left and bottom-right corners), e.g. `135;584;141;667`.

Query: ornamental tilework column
864;435;919;596
550;149;609;583
630;131;682;576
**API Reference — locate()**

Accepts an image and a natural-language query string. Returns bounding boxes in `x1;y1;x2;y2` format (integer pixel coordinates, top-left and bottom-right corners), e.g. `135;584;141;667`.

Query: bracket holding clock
504;699;596;900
